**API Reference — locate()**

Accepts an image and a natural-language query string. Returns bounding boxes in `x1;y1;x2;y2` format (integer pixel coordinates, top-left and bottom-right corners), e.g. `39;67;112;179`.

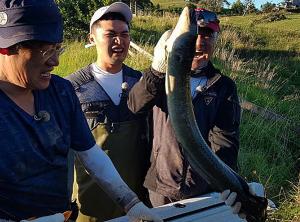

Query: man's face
4;41;61;90
90;19;130;71
191;28;217;71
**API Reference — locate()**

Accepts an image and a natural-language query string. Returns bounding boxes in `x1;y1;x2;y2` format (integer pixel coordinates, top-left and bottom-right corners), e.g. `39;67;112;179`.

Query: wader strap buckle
109;122;120;133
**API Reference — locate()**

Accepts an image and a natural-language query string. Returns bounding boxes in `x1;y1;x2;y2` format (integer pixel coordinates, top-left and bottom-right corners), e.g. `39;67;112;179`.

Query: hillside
220;13;300;102
151;0;186;8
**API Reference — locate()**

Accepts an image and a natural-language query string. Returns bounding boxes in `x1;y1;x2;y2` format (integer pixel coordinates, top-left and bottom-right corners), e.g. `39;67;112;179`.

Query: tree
243;0;257;15
187;0;199;3
195;0;227;12
122;0;153;8
56;0;104;39
55;0;153;40
231;0;245;14
261;2;276;12
186;0;229;12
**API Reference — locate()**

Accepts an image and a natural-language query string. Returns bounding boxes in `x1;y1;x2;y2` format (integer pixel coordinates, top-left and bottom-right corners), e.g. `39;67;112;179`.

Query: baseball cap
0;0;63;48
89;2;132;32
194;8;220;33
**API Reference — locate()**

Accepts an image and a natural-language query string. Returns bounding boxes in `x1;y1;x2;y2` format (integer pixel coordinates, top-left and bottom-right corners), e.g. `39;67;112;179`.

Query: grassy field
55;11;300;221
151;0;186;8
218;13;300;120
221;14;300;51
217;13;300;221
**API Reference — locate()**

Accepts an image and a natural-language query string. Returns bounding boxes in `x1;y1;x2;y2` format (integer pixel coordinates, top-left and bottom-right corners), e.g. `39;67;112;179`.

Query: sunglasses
195;9;219;25
192;9;220;34
15;41;65;59
40;45;65;59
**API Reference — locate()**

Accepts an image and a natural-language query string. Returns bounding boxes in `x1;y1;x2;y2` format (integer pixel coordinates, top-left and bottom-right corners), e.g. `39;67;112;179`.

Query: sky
227;0;283;9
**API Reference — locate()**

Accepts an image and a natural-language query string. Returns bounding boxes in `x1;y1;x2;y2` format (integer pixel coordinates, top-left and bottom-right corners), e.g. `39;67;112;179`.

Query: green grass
151;0;186;9
55;12;300;221
55;41;96;77
220;14;300;52
213;14;300;215
214;19;299;121
131;15;176;45
220;13;300;94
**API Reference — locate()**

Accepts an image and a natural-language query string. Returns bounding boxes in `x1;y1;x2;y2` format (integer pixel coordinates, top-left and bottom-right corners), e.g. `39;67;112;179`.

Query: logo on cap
0;12;8;25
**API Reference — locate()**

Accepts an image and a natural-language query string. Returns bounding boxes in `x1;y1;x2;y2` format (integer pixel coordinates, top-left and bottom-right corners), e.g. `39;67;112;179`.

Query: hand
220;182;265;219
127;202;163;222
151;6;191;74
20;213;65;222
151;29;172;73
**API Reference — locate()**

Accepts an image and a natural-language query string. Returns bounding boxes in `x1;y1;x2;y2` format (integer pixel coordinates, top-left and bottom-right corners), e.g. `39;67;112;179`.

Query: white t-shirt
92;63;123;105
92;63;206;103
190;76;208;99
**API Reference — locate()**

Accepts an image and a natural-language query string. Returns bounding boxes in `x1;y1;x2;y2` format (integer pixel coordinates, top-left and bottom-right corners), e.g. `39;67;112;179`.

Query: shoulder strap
65;64;94;89
122;64;142;90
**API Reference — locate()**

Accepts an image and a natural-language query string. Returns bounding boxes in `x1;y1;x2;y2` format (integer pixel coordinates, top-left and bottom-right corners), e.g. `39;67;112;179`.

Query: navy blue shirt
0;75;95;220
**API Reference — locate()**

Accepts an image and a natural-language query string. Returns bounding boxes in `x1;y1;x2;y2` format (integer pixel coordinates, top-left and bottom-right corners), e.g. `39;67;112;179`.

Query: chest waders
75;119;149;222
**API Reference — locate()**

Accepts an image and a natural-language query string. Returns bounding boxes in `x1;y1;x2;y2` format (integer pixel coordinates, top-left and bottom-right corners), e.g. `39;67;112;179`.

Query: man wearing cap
128;7;241;207
66;2;151;221
0;1;162;222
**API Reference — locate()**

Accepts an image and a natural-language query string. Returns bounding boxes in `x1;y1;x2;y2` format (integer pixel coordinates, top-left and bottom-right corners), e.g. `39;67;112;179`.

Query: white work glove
220;182;265;219
151;6;191;74
151;30;172;73
127;202;163;222
20;213;64;222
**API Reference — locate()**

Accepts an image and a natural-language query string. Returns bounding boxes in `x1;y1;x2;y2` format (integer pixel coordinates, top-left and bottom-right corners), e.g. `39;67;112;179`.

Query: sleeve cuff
150;67;166;79
124;197;141;213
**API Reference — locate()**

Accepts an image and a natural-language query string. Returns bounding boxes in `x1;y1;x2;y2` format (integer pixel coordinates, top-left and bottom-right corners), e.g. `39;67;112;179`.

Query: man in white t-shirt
66;2;151;222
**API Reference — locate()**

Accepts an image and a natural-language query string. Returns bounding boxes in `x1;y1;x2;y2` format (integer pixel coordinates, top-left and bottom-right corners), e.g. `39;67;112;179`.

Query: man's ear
0;48;9;55
84;33;96;48
89;33;96;45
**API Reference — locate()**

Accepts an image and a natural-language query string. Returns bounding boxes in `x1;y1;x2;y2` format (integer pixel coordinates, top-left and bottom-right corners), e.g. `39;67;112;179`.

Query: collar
190;61;220;78
190;61;222;92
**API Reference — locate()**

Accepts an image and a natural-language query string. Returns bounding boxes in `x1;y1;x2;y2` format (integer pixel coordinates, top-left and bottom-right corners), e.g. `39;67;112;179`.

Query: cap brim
85;43;95;48
0;22;63;48
207;22;220;32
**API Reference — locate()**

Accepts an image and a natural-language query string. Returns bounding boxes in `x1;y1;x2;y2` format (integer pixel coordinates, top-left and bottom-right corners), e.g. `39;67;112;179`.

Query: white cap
89;2;132;32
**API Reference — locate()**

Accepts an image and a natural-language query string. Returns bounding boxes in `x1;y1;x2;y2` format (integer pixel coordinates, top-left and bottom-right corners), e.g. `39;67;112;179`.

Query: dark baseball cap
0;0;63;48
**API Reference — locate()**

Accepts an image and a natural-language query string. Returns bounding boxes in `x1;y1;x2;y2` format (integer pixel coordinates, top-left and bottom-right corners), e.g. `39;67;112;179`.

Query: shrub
55;0;153;40
56;0;104;40
252;12;287;24
261;2;277;13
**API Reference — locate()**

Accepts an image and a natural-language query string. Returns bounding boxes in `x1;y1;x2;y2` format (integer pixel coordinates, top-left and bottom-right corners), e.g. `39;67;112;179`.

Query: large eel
165;7;268;222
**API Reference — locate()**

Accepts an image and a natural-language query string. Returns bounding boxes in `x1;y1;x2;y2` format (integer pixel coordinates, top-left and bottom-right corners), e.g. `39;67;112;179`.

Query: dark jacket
128;62;241;200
